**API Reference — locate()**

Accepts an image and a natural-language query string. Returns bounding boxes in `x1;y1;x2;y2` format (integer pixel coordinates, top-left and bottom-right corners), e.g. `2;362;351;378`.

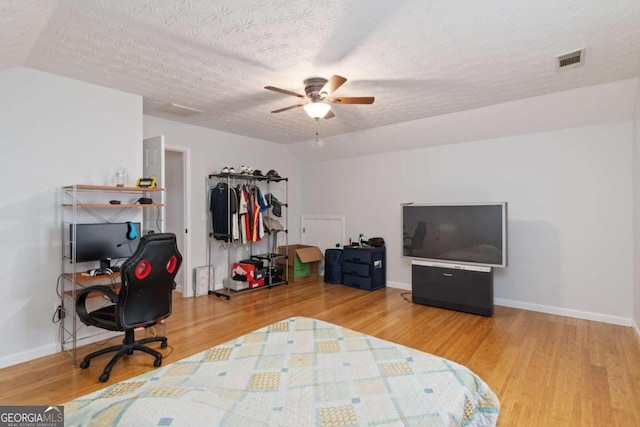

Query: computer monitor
70;222;141;270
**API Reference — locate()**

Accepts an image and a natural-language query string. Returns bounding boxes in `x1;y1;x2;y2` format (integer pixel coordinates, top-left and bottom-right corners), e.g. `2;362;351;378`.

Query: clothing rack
206;172;289;299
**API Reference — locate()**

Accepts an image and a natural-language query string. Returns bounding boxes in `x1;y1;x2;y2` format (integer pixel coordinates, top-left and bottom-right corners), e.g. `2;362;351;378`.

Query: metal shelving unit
60;184;165;366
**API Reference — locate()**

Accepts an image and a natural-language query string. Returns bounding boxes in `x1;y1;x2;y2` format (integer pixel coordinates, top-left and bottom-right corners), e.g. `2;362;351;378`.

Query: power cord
146;326;174;359
164;344;175;359
90;334;122;347
52;274;66;323
51;305;64;323
400;292;413;303
55;273;64;298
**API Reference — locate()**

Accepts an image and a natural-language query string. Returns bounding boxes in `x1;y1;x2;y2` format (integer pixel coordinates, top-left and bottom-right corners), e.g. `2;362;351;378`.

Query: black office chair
403;221;427;256
76;233;182;382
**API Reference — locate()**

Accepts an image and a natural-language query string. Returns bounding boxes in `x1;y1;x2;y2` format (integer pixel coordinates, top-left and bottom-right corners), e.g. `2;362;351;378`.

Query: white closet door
301;215;345;252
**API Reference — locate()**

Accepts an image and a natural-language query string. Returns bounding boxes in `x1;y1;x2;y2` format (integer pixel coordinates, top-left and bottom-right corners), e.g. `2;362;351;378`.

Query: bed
64;317;500;426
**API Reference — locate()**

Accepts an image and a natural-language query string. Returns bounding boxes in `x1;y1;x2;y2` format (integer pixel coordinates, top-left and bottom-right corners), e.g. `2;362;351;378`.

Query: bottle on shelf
115;167;129;187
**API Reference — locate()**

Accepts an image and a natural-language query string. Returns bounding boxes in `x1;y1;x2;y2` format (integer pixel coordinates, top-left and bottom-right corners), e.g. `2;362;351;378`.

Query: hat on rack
253;170;263;176
266;169;281;179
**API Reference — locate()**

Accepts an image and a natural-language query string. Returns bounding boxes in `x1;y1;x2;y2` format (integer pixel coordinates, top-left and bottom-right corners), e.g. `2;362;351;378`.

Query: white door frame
143;136;165;234
166;144;193;298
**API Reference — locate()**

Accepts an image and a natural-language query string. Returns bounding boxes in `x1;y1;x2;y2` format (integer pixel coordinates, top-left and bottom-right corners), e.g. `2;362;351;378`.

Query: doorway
165;150;187;294
143;136;192;297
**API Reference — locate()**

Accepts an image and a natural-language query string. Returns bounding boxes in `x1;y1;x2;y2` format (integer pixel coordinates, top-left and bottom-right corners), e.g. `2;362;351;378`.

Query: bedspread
64;317;499;426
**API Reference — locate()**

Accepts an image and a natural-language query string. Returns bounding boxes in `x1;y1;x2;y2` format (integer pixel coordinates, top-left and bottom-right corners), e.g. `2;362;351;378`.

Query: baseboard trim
0;343;58;370
0;331;121;370
387;282;634;327
494;298;633;326
386;281;411;291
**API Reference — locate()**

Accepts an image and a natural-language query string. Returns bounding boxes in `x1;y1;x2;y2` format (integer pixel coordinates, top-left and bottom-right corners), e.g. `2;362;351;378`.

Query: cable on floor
400;292;413;303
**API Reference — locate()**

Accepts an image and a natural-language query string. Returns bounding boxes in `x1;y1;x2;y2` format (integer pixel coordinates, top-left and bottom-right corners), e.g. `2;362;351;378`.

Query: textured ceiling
2;0;640;144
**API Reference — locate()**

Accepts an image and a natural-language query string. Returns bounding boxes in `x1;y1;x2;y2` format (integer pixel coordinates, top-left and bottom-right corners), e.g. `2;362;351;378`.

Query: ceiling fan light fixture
303;102;331;119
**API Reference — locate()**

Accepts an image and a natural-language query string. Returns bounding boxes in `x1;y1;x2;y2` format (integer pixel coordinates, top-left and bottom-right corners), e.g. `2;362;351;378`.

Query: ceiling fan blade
265;86;306;98
330;96;375;105
320;75;347;96
324;110;335;119
271;104;305;113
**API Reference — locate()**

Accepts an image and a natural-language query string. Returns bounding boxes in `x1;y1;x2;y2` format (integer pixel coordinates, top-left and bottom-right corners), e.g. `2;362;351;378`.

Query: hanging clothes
250;186;262;242
256;187;268;240
237;185;249;244
210;182;237;242
231;186;239;241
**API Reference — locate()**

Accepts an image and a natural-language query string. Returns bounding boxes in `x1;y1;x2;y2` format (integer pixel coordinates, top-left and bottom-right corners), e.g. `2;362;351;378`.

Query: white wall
299;84;637;325
289;79;638;162
143;116;301;292
0;67;143;367
634;80;640;336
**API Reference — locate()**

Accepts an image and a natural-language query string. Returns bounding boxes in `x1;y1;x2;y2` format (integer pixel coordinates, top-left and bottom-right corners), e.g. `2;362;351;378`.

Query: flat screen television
402;203;507;268
70;222;141;270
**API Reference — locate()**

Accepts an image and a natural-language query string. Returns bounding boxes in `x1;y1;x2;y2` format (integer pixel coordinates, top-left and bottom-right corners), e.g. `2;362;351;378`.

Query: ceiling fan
265;75;374;120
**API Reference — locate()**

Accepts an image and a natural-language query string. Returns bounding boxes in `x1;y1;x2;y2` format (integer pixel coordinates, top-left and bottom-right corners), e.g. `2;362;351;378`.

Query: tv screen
70;222;141;267
402;203;507;268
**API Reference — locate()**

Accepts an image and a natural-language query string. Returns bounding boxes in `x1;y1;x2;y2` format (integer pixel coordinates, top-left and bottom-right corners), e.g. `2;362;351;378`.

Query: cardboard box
277;244;324;282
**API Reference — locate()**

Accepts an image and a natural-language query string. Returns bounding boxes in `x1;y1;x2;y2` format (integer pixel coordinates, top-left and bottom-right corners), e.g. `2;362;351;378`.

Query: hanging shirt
256;187;268;213
256;187;268;240
231;187;239;241
210;182;236;242
238;186;249;244
251;187;262;242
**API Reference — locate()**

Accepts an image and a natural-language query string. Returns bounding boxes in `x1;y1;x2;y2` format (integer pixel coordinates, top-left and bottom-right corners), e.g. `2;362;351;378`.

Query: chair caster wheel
99;373;110;383
79;360;90;369
160;342;167;349
154;359;162;367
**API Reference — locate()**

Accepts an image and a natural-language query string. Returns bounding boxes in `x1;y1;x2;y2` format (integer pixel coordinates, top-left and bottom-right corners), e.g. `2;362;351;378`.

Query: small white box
194;266;214;296
223;277;249;291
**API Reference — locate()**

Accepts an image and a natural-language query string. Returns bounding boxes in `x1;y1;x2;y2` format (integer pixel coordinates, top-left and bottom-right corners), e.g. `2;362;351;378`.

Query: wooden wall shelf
63;184;164;192
62;203;164;208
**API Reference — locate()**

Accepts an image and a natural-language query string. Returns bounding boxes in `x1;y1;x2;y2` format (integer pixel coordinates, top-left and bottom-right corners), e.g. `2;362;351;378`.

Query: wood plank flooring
0;280;639;426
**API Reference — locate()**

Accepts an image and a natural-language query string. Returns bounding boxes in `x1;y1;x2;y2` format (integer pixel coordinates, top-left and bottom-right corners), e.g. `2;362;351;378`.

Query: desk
63;272;120;298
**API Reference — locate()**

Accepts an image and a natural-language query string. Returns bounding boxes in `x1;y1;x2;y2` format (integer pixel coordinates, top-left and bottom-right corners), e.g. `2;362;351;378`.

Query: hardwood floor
1;280;639;426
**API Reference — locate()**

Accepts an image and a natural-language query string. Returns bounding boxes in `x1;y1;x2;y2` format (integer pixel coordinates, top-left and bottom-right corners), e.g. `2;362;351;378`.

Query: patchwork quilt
64;317;499;426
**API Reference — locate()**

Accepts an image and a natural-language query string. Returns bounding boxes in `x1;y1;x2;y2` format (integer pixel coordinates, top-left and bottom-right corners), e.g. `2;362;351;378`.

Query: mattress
64;317;499;426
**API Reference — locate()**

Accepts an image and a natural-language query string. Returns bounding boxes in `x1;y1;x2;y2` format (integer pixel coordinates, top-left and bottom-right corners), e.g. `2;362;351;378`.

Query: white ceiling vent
556;49;585;70
156;103;203;117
